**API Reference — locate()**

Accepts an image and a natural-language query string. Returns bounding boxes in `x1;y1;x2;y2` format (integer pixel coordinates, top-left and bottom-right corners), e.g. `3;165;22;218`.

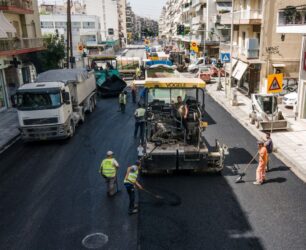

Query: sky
38;0;166;20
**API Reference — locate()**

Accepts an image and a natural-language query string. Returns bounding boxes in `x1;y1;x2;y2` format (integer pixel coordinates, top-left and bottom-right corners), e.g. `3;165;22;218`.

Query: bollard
231;88;238;106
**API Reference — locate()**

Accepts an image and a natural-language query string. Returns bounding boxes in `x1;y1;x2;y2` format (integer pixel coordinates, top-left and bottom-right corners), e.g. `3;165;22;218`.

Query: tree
27;30;66;73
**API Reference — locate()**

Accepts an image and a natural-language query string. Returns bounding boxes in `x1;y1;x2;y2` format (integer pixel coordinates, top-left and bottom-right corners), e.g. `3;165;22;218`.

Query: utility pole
66;0;73;69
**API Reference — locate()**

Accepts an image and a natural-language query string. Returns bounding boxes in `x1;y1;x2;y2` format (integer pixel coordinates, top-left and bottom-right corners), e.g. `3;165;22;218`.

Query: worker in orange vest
254;141;268;185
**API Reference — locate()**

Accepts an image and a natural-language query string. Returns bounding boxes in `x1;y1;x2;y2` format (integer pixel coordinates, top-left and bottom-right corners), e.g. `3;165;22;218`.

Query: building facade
40;14;101;66
117;0;127;47
85;0;119;43
275;3;306;119
0;0;44;110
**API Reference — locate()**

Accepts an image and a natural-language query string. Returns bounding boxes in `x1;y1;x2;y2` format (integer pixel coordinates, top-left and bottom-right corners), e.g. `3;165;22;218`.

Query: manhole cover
82;233;109;249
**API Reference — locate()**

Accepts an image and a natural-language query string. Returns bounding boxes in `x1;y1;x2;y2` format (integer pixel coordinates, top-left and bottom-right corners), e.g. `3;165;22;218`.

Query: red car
210;65;225;77
196;67;212;83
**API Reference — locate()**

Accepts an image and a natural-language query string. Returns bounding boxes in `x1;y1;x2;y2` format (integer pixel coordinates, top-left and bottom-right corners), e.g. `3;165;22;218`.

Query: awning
0;26;7;38
272;63;286;67
232;60;248;80
216;2;232;12
0;11;16;34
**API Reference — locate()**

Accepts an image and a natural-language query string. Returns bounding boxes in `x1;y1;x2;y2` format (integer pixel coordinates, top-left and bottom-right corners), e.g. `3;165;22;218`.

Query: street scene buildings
0;0;306;249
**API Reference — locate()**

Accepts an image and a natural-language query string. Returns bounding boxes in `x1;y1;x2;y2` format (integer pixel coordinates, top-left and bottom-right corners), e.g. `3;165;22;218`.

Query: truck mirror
62;91;70;104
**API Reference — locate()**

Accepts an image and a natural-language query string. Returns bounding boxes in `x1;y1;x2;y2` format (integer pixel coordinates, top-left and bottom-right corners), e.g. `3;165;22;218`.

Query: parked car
196;67;212;82
282;92;297;108
187;57;205;73
210;65;225;77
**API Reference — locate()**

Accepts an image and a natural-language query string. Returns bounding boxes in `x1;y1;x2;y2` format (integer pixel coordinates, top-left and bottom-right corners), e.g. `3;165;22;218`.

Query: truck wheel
69;120;75;138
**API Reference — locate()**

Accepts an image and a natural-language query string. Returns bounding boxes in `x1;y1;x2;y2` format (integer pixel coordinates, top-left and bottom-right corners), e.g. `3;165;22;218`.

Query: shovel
235;152;258;183
141;188;164;200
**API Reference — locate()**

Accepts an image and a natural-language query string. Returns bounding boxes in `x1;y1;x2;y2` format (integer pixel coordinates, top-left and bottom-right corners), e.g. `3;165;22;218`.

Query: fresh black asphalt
0;92;305;250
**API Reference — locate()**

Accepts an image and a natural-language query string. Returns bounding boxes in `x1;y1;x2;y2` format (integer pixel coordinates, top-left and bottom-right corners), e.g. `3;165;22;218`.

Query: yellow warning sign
190;41;198;53
267;73;283;93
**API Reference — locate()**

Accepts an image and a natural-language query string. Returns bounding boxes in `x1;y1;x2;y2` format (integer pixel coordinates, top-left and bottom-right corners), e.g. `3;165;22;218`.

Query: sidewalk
0;109;20;153
206;83;306;183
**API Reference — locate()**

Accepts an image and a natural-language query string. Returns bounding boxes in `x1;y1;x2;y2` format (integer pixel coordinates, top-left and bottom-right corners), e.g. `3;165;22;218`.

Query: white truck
15;69;97;141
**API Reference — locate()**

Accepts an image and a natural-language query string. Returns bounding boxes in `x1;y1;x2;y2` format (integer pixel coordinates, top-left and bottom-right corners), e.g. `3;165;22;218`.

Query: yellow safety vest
124;168;139;184
101;158;116;178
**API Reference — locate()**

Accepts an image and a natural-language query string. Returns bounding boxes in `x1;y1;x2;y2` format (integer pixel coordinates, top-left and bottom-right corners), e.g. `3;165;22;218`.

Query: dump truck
15;69;97;141
249;94;288;131
140;78;227;174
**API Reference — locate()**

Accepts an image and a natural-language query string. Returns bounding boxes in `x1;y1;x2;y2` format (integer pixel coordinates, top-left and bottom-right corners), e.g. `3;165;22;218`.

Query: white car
283;92;297;108
187;58;205;72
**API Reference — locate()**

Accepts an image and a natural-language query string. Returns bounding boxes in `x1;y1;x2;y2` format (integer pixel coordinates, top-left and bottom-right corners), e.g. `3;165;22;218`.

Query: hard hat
106;150;114;156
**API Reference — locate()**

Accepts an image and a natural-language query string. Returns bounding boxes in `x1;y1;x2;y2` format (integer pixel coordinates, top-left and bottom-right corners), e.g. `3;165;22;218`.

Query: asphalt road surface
0;91;306;250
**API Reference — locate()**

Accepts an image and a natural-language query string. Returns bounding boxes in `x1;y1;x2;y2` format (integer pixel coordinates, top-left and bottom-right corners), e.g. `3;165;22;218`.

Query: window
41;21;54;29
242;31;246;48
55;22;66;28
83;22;95;29
108;28;114;35
72;22;81;28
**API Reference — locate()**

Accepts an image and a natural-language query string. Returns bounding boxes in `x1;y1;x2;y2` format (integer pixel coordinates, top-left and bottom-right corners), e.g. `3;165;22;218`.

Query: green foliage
27;31;65;73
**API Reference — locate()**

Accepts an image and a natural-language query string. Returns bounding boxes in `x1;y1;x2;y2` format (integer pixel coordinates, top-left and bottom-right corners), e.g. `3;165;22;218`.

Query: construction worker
124;161;143;214
131;82;137;104
134;103;146;143
100;151;119;196
118;91;127;113
264;132;273;172
135;66;141;80
254;141;268;185
174;96;189;138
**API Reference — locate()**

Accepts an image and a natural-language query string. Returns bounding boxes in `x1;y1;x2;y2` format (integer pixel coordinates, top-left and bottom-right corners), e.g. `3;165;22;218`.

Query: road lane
0;97;140;250
138;93;306;250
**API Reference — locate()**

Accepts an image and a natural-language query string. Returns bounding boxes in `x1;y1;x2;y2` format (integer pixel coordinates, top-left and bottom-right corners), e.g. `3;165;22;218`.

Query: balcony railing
0;0;34;13
220;10;262;24
219;42;259;59
0;38;44;53
278;10;306;26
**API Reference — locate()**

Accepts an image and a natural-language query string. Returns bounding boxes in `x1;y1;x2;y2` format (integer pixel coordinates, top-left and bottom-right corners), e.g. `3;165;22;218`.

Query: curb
207;89;306;183
0;133;21;155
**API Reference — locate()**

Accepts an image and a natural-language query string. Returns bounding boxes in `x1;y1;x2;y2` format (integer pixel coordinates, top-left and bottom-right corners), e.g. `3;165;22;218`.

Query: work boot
253;181;262;185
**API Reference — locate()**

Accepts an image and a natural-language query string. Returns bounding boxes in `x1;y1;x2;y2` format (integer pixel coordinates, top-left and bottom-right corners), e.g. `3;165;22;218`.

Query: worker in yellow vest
124;161;143;214
118;91;127;113
100;150;119;197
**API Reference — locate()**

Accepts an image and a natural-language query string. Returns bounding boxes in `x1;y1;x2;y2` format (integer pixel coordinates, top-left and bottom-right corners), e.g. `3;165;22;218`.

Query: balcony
192;0;206;8
0;38;44;56
0;0;34;14
192;16;204;25
276;7;306;34
220;10;262;25
219;40;259;60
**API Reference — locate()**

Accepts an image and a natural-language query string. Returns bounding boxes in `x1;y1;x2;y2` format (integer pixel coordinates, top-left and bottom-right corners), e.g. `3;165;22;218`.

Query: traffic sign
190;41;198;53
77;44;84;52
221;53;230;63
267;73;283;93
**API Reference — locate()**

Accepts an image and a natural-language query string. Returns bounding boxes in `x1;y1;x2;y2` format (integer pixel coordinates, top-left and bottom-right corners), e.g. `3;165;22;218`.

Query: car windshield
16;90;61;111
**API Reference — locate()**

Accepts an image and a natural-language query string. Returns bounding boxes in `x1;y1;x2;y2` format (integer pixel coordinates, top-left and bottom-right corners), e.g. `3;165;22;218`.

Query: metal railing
220;42;259;59
278;10;306;26
0;0;33;10
220;10;262;24
0;38;44;52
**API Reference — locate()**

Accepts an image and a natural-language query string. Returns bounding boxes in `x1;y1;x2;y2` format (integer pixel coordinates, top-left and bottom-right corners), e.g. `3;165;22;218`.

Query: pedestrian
134;103;146;142
124;161;143;215
118;91;127;113
264;132;273;172
99;151;120;196
131;82;137;104
254;141;268;185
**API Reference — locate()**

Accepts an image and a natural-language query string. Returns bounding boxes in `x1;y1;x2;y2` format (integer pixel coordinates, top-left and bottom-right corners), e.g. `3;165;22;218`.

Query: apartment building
126;3;135;43
220;0;301;96
117;0;127;47
40;14;101;62
0;0;44;110
85;0;119;43
160;0;231;58
275;3;306;119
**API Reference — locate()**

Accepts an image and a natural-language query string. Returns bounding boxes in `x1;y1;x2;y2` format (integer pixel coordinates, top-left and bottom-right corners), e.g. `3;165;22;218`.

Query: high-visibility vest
135;108;145;121
119;94;126;104
101;158;116;178
124;167;139;184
